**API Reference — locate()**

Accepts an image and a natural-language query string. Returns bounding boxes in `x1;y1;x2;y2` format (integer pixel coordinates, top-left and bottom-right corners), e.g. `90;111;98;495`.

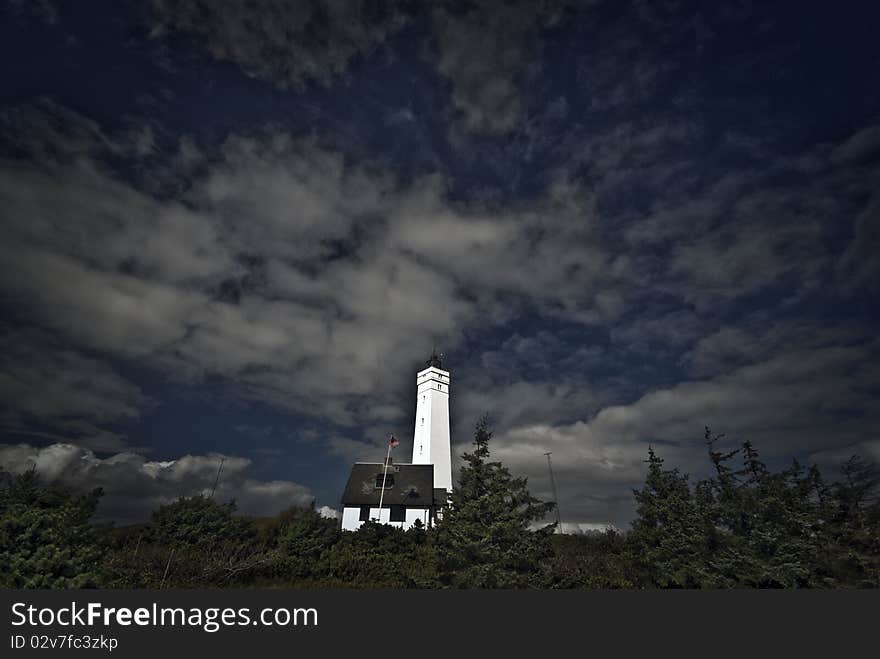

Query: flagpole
377;440;392;521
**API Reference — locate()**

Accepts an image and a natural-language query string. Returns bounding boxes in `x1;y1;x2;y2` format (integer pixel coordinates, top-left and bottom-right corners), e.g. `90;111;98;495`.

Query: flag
389;435;400;448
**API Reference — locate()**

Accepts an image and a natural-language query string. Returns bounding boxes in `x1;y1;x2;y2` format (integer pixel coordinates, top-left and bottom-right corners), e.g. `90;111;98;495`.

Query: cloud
679;326;762;378
148;0;411;88
571;0;730;113
595;123;878;313
837;194;880;294
810;440;880;468
0;101;617;432
0;326;149;452
0;443;314;522
317;505;340;520
147;0;565;137
610;309;705;355
556;521;619;535
3;0;58;25
486;340;880;528
830;122;880;165
430;1;562;135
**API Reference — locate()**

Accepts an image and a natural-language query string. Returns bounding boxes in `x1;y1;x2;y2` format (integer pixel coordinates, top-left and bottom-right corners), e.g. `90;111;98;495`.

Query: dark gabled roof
341;462;437;507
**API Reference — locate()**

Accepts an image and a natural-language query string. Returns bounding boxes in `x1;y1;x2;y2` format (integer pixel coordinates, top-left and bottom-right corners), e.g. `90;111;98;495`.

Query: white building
340;351;452;531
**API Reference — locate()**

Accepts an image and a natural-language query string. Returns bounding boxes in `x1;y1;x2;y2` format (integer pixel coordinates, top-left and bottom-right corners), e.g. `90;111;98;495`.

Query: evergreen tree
264;505;341;585
626;448;716;587
147;495;253;552
822;456;880;586
319;520;437;588
434;415;556;587
707;445;823;588
102;495;265;587
0;469;102;588
624;430;880;588
550;529;633;588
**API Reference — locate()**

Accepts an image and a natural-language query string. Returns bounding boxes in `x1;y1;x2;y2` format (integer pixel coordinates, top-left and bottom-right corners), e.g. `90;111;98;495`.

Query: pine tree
269;505;341;584
433;415;556;588
101;495;266;587
627;447;715;587
0;469;102;588
824;456;880;586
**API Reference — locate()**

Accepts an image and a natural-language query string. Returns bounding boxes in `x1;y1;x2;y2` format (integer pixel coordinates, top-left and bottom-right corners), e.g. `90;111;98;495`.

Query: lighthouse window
359;505;370;521
421;418;424;426
390;505;405;522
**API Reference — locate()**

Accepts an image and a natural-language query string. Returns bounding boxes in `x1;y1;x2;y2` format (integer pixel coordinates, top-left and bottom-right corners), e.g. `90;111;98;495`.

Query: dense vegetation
1;422;878;588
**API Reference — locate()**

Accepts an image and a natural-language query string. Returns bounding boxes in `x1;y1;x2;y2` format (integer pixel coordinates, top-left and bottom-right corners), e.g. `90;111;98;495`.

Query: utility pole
544;452;562;531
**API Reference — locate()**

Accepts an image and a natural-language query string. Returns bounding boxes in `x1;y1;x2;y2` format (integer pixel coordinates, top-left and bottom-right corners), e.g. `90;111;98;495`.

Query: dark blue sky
1;0;878;529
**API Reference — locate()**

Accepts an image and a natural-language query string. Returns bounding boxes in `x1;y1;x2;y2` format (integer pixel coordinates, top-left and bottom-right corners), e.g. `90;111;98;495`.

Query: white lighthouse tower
411;350;452;492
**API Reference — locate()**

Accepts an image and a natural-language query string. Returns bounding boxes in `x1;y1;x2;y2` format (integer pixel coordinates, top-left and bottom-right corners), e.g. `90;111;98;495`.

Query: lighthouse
339;351;452;530
411;350;452;492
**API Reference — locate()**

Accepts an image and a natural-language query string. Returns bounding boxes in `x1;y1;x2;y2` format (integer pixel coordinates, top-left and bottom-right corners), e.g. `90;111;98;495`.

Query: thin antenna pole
210;457;225;499
544;452;562;531
377;440;393;521
132;533;142;558
160;548;175;588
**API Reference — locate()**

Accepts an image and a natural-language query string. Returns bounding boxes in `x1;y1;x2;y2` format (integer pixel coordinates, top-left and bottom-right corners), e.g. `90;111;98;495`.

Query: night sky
1;0;878;530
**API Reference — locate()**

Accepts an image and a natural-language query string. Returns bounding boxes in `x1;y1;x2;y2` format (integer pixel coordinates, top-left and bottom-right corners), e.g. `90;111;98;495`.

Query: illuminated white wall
411;366;452;491
340;505;430;531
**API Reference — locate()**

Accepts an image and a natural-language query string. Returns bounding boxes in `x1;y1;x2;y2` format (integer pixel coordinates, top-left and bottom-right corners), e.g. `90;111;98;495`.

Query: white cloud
0;103;616;431
556;522;619;535
318;505;340;520
485;342;880;528
0;443;314;522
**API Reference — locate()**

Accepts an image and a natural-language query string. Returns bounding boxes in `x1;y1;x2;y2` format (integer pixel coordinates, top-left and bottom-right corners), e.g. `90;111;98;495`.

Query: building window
359;505;370;521
421;418;424;426
390;505;405;522
375;474;394;488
